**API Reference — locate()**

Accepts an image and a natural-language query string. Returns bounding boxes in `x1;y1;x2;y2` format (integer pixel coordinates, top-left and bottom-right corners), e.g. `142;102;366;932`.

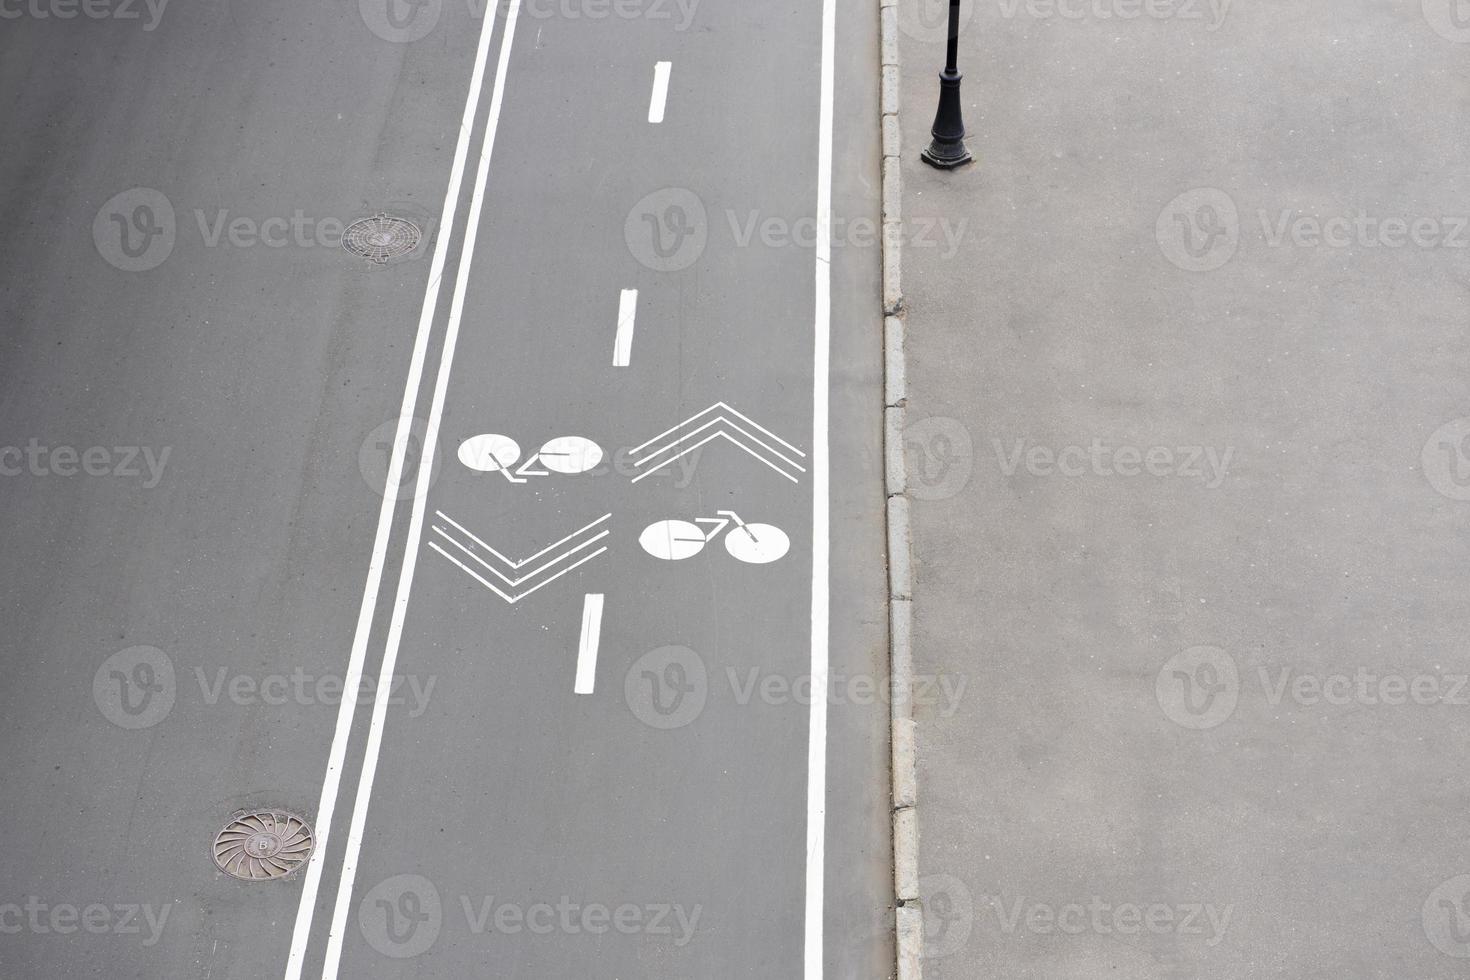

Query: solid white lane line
647;61;671;123
280;4;504;977
613;288;638;366
574;594;604;693
320;1;524;977
804;0;835;972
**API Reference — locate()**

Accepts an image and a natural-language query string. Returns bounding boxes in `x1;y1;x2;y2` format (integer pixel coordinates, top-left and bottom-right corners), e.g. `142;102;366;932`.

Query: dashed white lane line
648;61;671;123
613;288;638;366
320;0;525;977
574;594;605;694
281;0;505;975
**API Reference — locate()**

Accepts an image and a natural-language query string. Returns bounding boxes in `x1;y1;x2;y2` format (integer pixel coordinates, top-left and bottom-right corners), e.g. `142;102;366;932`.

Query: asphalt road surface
0;0;890;977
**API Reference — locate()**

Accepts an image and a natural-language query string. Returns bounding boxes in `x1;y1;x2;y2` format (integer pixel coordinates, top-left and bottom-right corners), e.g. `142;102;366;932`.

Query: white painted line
630;429;800;484
648;61;671;123
630;401;807;458
574;594;604;693
434;510;611;569
320;1;524;977
631;418;807;478
281;3;504;976
805;0;835;972
633;415;804;468
429;541;608;605
613;288;638;366
430;523;611;587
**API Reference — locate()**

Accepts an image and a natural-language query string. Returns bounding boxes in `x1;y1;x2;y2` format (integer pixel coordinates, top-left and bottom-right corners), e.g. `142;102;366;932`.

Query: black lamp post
920;0;972;169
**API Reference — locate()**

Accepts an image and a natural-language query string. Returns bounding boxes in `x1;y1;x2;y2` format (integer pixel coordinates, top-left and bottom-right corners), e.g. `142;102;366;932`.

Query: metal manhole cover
343;213;421;263
213;810;314;881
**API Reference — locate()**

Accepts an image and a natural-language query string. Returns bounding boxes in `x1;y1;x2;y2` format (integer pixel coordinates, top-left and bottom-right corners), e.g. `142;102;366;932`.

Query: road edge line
804;0;836;971
879;1;921;978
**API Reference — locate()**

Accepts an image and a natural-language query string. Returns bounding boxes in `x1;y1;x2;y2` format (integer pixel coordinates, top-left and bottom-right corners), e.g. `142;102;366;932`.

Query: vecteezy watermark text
93;188;431;272
456;896;700;944
0;0;169;30
976;894;1232;945
724;210;968;259
1158;187;1470;272
194;667;436;717
726;667;966;717
623;646;969;730
993;438;1233;488
996;0;1230;30
0;898;171;946
358;0;699;44
1259;210;1469;250
0;441;169;487
93;645;438;729
1157;645;1470;730
621;187;969;272
356;874;702;959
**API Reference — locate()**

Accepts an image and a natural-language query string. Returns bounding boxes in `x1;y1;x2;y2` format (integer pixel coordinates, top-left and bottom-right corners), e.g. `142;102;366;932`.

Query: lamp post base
920;68;972;169
920;142;973;169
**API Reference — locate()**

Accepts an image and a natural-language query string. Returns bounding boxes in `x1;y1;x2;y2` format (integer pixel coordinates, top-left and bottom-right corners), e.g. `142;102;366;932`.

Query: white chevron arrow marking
427;511;610;604
630;402;806;484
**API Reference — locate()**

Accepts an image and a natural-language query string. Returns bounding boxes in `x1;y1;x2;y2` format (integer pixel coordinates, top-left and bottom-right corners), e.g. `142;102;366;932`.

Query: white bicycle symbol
639;511;791;565
458;433;602;484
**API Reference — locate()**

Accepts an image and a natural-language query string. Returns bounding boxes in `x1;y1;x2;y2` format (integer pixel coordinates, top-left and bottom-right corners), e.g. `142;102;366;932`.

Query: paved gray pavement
0;1;891;978
899;0;1470;977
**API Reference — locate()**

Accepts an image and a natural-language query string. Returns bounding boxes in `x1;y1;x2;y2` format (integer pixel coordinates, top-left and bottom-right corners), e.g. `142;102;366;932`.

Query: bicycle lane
325;1;836;976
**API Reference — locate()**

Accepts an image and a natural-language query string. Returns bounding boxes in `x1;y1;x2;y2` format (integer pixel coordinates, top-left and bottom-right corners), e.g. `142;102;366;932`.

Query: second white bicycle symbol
639;511;790;565
458;433;602;484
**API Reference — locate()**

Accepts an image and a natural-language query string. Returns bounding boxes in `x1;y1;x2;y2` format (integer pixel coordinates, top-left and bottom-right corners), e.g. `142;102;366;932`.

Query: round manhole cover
343;213;422;263
213;810;314;881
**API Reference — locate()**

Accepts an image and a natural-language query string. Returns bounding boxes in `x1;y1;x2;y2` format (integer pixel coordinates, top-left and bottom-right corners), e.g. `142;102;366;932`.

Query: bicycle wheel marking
538;436;603;474
458;433;521;472
724;523;790;564
639;519;707;561
457;432;603;484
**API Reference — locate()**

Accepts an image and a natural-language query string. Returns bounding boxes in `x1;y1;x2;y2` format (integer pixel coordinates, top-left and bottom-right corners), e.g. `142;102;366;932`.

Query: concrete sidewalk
893;0;1470;976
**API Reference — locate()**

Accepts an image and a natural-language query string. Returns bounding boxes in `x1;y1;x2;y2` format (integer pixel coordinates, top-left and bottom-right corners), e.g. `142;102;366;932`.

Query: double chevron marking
427;510;611;604
629;402;807;484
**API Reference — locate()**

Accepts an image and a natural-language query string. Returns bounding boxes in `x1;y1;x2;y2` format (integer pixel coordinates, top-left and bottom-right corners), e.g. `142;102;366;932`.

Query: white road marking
429;541;609;605
435;510;610;569
647;61;671;123
638;430;799;484
430;524;611;588
638;519;708;561
537;436;604;474
632;420;806;483
458;432;523;472
574;594;604;693
320;1;524;976
638;513;791;565
805;0;835;971
630;401;806;458
634;415;804;468
629;403;807;484
613;288;638;366
281;2;505;976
